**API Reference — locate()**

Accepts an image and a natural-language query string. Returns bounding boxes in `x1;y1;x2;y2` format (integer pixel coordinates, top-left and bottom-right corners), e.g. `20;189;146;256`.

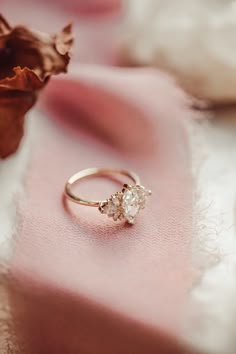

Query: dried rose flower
0;14;73;158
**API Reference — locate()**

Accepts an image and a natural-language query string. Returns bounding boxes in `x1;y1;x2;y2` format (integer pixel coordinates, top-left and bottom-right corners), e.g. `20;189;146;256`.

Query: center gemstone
99;184;151;224
122;185;150;223
122;189;141;223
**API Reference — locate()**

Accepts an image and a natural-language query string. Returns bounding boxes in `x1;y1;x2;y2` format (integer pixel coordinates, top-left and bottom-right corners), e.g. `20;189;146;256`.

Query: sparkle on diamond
99;184;151;224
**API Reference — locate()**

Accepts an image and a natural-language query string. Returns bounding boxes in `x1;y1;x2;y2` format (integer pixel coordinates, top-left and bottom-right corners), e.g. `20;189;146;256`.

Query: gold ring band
65;168;140;207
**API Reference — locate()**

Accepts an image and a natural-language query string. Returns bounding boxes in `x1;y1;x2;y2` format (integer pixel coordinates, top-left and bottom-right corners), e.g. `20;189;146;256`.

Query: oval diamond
122;185;149;223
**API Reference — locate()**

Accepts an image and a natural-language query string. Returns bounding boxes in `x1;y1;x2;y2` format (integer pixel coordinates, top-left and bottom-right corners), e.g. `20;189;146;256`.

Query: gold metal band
64;167;140;207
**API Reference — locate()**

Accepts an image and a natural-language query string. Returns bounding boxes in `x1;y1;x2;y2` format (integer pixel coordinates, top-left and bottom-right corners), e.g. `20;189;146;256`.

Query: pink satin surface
9;64;194;354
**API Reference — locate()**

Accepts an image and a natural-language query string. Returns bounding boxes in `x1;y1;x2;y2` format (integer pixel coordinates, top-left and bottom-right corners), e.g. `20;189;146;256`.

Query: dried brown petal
0;15;73;158
0;14;11;36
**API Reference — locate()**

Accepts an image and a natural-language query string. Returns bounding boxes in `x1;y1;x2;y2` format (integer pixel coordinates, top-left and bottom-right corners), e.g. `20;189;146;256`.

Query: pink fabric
45;0;122;15
9;64;194;353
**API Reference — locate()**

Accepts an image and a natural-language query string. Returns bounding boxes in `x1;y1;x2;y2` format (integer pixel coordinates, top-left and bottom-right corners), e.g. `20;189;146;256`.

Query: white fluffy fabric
120;0;236;104
187;116;236;354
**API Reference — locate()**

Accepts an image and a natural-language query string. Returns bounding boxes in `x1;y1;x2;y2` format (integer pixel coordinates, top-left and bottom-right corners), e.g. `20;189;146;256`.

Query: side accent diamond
99;192;124;221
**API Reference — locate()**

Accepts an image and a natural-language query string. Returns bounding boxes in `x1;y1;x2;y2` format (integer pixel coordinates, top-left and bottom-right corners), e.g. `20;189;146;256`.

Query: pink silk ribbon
9;64;195;354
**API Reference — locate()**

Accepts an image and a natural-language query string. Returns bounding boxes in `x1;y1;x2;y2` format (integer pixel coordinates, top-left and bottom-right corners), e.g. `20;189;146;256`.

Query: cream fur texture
120;0;236;104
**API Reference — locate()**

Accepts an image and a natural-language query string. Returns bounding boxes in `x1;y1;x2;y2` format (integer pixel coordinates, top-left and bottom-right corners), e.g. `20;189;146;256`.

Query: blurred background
2;0;236;104
1;1;236;354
